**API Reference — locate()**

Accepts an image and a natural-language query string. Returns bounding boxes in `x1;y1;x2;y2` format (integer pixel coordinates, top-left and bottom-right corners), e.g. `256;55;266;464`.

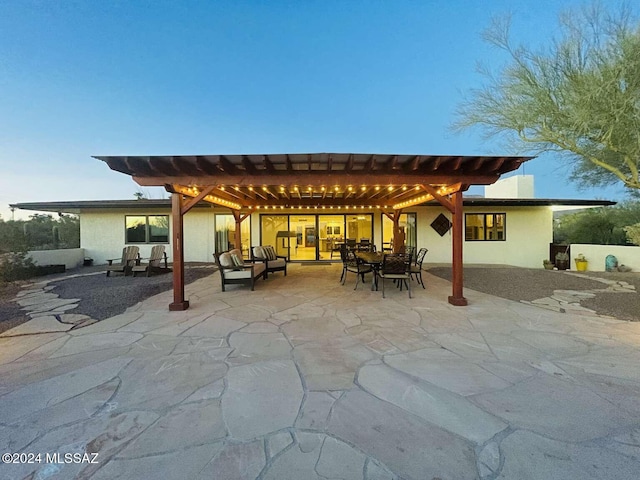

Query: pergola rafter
95;152;533;310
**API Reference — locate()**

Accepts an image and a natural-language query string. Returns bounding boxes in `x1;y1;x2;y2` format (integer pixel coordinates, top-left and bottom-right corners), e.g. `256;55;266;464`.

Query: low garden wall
571;244;640;272
27;248;85;269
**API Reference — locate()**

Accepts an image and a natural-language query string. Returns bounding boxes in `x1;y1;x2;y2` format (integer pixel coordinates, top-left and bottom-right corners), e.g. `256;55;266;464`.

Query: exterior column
448;190;467;306
232;210;243;250
392;209;404;253
169;193;189;311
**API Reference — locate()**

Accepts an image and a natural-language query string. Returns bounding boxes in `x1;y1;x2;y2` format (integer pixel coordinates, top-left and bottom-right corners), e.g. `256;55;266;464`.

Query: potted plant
543;259;555;270
555;251;570;270
574;253;588;271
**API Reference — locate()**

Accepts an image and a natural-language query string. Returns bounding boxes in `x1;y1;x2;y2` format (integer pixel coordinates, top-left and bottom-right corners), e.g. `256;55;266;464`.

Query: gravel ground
50;265;216;320
428;266;640;321
0;264;216;334
0;282;29;333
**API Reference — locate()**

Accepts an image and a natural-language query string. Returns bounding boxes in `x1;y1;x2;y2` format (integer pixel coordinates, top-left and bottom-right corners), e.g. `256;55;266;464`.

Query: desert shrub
624;223;640;246
0;252;37;282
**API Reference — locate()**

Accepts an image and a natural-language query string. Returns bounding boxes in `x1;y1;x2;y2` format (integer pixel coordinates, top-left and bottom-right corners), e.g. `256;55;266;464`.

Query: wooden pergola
96;153;533;310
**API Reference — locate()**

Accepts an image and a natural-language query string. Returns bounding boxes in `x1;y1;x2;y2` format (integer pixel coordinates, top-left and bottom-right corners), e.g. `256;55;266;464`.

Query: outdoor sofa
213;248;267;291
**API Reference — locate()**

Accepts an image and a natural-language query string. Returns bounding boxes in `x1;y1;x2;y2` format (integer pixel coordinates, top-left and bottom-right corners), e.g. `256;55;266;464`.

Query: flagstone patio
1;264;639;479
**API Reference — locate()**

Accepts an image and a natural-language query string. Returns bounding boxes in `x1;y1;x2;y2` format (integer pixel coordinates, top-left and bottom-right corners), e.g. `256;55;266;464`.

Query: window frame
464;213;506;242
125;215;170;244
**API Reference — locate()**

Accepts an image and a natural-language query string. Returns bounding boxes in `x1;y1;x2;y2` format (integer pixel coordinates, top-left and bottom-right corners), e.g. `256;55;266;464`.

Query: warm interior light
388;186;393;191
248;186;253;191
375;186;380;191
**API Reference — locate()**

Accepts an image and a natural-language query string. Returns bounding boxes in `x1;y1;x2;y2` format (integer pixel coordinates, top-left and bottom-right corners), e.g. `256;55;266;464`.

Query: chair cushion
223;261;265;279
225;269;253;279
267;258;286;269
219;252;234;268
253;246;266;259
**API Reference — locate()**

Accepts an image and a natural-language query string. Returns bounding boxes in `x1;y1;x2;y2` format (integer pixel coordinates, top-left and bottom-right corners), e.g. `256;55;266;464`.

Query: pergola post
448;190;467;306
169;193;189;311
231;210;250;251
391;209;404;253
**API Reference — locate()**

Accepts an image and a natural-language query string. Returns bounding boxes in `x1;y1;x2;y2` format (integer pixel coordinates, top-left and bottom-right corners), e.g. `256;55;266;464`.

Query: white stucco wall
79;204;553;268
81;208;218;264
27;248;85;269
415;205;552;268
570;244;640;272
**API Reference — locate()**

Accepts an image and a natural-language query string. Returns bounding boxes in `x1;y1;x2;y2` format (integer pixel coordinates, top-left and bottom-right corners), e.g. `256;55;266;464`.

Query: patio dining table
356;251;384;290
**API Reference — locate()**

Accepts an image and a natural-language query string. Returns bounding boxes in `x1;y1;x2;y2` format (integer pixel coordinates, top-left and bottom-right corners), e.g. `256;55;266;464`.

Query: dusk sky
0;0;630;220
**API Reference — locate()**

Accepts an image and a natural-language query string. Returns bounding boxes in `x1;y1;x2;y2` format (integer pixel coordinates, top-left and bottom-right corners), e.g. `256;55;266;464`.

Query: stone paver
358;363;507;443
1;264;639;479
223;359;303;440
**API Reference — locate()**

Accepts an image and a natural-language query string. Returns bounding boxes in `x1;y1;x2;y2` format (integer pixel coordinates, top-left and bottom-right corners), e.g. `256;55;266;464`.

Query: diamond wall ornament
431;213;452;237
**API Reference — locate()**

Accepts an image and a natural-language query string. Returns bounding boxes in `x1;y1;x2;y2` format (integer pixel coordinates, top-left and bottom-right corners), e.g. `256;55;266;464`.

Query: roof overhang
11;197;615;215
93;153;534;211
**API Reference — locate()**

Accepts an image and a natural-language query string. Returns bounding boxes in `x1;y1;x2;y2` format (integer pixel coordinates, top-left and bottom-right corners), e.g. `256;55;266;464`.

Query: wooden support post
231;210;250;251
392;209;404;253
169;193;189;311
448;190;467;306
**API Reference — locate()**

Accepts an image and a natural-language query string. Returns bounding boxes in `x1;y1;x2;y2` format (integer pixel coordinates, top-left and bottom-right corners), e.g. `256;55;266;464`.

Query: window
125;215;169;243
465;213;505;241
381;213;417;249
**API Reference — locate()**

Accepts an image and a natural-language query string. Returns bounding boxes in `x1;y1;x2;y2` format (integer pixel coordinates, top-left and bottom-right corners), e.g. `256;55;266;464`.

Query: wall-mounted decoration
431;213;452;237
326;226;333;235
334;226;341;235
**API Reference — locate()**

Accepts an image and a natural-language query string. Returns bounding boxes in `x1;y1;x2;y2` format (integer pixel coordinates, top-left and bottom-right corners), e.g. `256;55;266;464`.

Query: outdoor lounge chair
105;246;139;277
132;245;170;277
379;253;412;298
251;246;287;277
214;249;267;291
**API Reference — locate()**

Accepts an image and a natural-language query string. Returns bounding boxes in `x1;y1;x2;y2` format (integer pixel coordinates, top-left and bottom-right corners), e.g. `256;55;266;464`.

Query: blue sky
0;0;630;220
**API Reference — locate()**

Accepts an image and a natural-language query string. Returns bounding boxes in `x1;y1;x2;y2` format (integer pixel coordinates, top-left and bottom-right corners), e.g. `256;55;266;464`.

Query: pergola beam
134;174;500;187
96;152;533;312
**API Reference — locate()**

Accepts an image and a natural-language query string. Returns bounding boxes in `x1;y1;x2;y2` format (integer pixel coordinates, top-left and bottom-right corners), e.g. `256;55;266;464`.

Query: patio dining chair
379;253;412;298
411;248;428;288
340;246;372;289
105;246;140;277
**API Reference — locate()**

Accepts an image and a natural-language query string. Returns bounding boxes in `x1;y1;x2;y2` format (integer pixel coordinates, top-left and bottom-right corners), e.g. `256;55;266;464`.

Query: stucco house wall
80;204;552;268
414;206;552;268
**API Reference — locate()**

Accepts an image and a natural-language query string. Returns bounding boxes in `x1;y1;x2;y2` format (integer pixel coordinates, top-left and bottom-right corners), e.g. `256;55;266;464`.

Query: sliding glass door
260;213;373;261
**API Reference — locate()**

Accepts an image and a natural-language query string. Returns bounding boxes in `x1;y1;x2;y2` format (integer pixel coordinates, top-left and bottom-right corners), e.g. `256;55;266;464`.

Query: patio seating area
1;263;639;479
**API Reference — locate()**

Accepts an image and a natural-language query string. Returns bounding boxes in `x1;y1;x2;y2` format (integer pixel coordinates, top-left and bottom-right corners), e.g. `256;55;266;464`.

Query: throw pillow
264;246;276;260
230;254;243;267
